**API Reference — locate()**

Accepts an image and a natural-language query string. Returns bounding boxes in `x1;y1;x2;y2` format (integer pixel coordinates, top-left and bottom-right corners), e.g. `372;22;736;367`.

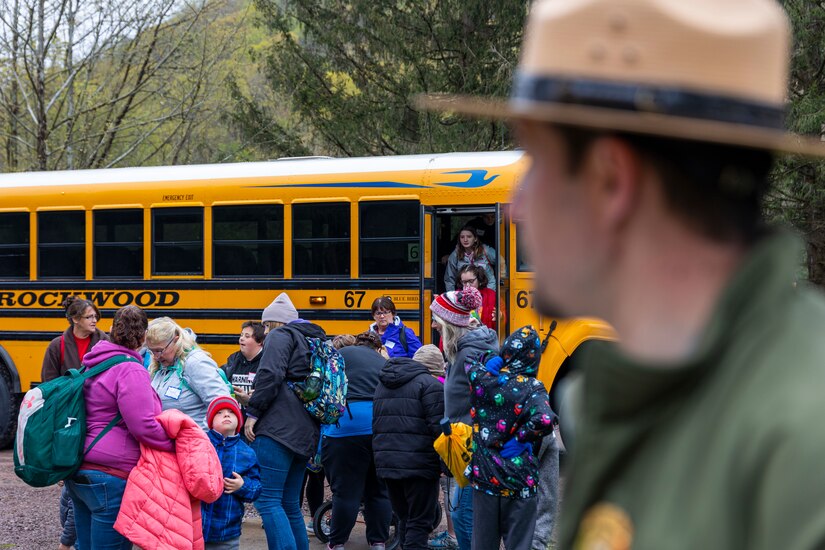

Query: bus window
516;224;532;272
293;202;350;277
213;204;284;277
39;211;85;278
360;201;419;276
153;207;204;275
94;209;143;278
0;212;29;278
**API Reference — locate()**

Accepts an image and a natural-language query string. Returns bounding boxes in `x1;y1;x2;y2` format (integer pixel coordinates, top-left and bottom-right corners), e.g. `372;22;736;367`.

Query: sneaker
306;520;315;536
428;530;458;549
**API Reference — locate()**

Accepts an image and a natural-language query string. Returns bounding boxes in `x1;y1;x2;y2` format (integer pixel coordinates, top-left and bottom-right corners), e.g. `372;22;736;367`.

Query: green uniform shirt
561;232;825;550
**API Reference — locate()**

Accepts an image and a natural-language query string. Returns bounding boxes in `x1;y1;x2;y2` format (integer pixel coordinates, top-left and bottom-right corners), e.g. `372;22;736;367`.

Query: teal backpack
290;337;348;425
14;355;139;487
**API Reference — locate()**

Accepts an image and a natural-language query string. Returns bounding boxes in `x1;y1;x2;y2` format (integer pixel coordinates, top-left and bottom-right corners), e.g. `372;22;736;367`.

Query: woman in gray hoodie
429;287;499;550
147;317;230;430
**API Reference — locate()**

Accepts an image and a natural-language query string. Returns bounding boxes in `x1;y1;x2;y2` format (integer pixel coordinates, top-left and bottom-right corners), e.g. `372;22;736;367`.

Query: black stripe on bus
0;330;245;346
0;278;421;291
0;308;421;322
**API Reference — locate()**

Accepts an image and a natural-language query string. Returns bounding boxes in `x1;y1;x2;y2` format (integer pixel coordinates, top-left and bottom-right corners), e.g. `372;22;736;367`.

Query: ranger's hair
556;125;773;243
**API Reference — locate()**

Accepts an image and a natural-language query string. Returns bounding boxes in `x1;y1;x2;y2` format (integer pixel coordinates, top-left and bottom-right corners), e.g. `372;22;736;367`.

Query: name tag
385;341;395;349
165;386;182;400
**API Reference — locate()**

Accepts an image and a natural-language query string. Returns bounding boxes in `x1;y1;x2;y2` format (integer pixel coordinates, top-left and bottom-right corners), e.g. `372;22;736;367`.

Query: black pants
385;477;440;550
472;490;538;550
322;434;391;545
301;469;325;518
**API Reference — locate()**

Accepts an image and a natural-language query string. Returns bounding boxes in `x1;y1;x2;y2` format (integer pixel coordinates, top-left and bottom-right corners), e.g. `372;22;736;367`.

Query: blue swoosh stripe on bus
434;169;499;188
251;181;429;189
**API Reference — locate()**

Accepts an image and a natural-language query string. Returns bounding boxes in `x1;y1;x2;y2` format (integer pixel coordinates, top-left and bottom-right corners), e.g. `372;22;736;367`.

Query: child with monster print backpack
465;325;557;550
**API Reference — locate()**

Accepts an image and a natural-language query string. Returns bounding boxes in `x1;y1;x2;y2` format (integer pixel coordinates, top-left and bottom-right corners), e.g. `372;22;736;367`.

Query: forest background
1;0;824;282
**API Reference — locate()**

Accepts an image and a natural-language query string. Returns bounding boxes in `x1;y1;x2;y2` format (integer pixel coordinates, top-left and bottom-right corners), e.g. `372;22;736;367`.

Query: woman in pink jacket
65;305;174;550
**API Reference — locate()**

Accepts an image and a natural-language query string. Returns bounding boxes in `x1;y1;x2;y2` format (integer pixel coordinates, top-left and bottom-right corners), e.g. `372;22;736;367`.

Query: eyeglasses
82;314;98;321
149;337;176;357
461;278;477;285
373;310;392;318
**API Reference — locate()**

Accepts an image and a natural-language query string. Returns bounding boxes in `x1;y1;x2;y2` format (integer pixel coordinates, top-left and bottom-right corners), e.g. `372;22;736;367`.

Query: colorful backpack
291;337;348;425
14;355;140;487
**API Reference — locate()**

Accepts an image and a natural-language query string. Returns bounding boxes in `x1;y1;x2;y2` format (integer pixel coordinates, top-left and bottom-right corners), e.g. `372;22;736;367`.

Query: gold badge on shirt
574;502;633;550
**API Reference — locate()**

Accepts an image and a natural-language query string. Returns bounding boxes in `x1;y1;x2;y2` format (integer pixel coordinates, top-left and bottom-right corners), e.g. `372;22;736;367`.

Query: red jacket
478;287;505;330
115;409;223;550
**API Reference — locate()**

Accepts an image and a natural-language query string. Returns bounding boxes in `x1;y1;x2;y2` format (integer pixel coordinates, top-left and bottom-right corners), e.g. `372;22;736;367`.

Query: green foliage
0;0;263;171
767;1;825;284
232;0;527;156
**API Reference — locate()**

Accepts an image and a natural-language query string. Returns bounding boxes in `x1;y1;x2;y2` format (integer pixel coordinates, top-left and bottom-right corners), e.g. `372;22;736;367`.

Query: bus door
419;205;436;345
495;202;510;341
426;205;509;343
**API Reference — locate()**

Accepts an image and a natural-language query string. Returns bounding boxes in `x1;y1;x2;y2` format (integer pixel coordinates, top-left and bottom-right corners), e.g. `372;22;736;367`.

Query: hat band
511;74;785;130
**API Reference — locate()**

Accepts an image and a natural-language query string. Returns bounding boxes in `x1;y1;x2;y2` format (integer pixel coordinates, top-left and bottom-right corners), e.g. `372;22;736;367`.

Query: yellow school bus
0;151;614;446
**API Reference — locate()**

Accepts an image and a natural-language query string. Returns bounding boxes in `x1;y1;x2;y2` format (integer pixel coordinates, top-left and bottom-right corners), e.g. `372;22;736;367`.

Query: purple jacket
82;341;174;472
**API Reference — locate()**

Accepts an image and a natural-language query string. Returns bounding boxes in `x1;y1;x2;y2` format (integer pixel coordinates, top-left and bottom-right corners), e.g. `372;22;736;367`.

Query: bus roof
0;151;525;189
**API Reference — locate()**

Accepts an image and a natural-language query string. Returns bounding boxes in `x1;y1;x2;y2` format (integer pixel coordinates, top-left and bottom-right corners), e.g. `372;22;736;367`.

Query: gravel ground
0;447;556;550
0;449;371;550
0;449;63;549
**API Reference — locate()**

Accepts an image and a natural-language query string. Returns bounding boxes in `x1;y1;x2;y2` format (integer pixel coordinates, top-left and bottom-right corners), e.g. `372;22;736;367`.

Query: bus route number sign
408;244;420;262
345;290;366;308
516;290;535;309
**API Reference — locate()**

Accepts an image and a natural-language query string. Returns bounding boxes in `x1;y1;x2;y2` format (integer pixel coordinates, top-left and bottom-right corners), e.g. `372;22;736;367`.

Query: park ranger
420;0;825;548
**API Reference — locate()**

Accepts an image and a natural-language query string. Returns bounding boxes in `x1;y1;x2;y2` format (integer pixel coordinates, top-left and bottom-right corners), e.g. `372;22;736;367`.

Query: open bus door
425;205;509;345
495;202;509;341
419;205;436;344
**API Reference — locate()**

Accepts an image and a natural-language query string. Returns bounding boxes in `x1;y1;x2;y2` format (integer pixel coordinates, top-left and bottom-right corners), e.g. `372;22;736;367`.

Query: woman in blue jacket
368;296;421;358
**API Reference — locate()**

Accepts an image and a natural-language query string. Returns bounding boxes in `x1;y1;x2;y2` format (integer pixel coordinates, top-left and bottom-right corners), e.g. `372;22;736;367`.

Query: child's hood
500;325;542;376
379;357;429;389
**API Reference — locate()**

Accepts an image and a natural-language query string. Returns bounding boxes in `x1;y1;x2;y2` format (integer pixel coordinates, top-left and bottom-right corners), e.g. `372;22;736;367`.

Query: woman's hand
244;416;257;442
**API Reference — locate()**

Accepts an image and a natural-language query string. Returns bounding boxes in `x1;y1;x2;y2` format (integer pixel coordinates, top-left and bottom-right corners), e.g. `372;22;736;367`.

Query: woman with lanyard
146;317;230;430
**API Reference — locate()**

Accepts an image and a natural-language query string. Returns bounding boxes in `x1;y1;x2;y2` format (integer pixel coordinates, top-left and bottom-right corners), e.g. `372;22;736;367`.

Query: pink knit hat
430;287;483;327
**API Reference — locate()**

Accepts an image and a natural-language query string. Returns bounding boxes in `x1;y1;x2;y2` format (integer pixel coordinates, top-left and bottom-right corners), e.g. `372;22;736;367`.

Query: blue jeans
451;485;474;550
65;470;131;550
252;435;309;550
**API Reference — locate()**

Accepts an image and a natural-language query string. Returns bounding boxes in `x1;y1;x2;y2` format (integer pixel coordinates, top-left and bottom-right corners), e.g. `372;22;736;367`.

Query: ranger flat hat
417;0;825;157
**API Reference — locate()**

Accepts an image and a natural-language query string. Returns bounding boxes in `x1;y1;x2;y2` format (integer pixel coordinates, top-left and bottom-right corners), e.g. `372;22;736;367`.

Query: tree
230;0;527;157
766;1;825;284
0;0;244;171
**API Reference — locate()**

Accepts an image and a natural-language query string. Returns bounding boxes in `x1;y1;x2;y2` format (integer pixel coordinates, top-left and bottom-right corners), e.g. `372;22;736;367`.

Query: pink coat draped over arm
114;409;224;550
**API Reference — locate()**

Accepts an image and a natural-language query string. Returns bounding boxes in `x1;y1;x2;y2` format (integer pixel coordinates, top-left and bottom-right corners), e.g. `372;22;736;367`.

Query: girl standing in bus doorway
457;265;505;331
41;295;110;550
444;226;506;293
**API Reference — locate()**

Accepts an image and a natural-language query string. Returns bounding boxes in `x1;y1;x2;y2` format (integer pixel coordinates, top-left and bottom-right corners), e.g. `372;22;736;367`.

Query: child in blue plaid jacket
202;396;262;549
